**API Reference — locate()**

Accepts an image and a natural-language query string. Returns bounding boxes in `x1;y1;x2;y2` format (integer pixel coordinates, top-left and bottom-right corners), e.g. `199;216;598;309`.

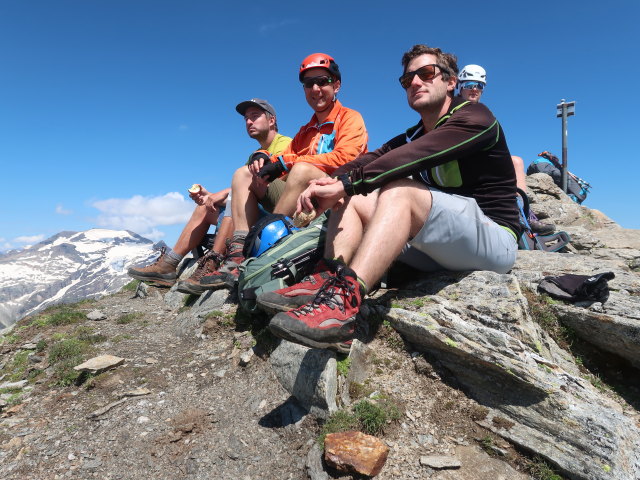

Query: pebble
137;416;150;424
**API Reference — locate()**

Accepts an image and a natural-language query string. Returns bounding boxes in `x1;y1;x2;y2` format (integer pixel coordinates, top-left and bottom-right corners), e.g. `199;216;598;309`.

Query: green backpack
237;212;328;312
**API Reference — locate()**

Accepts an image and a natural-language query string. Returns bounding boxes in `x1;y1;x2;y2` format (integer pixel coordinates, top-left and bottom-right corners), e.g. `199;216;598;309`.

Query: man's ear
333;79;341;95
269;114;276;128
447;75;457;93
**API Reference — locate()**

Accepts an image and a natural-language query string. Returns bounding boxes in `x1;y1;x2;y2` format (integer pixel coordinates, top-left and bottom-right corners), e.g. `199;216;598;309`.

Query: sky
1;0;638;251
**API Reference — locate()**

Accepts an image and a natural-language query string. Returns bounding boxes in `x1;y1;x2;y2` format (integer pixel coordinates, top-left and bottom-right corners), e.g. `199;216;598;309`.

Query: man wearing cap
127;99;291;291
199;53;368;290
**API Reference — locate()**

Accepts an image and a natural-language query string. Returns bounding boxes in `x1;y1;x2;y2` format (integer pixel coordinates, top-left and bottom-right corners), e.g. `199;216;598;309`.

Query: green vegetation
444;338;458;348
522;289;574;350
318;396;401;445
526;456;564;480
115;312;142;325
479;435;495;455
120;280;139;292
48;337;92;386
336;357;351;377
3;350;30;382
0;334;19;345
34;306;85;327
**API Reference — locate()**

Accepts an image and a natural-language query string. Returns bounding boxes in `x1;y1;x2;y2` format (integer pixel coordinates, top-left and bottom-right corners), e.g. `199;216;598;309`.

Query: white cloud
91;192;193;238
14;234;46;244
55;204;73;215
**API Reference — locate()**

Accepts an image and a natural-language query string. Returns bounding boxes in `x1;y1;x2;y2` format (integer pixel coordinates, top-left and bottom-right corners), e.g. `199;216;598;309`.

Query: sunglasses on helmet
302;75;334;89
399;64;449;89
460;81;485;90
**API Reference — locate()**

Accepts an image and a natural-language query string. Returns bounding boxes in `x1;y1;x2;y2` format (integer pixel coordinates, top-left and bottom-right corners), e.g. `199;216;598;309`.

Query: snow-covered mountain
0;229;159;329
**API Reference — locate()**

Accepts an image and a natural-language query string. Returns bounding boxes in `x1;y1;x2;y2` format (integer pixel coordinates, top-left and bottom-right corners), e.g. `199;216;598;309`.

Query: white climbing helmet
458;64;487;85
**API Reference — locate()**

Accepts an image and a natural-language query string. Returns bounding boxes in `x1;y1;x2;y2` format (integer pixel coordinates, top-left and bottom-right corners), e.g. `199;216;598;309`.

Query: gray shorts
396;190;517;274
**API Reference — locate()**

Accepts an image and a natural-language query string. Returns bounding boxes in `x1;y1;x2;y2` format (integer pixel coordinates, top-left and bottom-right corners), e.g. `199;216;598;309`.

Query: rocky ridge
0;174;639;480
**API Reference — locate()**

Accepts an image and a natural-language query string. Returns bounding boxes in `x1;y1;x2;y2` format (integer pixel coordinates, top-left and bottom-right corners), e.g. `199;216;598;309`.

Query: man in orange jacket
200;53;368;289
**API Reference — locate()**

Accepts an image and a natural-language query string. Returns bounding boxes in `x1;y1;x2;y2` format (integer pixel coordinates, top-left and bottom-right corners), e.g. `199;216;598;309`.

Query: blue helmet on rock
249;217;299;257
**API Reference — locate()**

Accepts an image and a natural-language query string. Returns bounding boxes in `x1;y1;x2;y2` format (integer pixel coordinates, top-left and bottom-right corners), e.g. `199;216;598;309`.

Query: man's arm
345;103;500;195
268;108;368;176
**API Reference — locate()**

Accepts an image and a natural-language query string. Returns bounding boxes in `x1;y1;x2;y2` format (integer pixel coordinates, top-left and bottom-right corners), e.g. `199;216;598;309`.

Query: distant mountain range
0;229;159;329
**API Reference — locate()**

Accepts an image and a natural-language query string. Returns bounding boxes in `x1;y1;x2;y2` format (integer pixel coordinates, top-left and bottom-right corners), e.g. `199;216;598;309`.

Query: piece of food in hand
293;209;316;228
188;184;201;194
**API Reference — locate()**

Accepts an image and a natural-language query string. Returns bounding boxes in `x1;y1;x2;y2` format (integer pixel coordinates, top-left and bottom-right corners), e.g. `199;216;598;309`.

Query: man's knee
232;165;252;186
286;162;326;185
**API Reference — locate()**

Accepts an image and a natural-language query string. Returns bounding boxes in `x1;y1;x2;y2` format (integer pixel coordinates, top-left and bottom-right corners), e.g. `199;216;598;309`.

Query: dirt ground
0;286;535;479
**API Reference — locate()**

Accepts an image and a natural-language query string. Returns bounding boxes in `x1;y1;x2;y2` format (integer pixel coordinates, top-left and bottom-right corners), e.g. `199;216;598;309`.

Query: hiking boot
176;251;224;295
529;219;556;235
256;259;334;313
268;265;363;353
199;237;246;290
127;247;178;287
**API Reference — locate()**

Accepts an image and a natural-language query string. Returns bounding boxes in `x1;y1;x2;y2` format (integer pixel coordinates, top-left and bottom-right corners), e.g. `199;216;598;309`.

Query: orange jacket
274;100;368;175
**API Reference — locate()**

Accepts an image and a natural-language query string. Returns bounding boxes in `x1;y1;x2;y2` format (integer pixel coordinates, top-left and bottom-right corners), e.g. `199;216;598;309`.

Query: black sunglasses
399;64;449;89
302;75;334;89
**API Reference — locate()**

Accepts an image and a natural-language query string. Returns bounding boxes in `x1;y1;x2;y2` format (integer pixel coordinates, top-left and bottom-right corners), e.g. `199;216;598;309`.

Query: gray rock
87;310;107;321
269;340;337;419
419;455;461;469
388;293;640;480
170;289;232;338
0;380;28;389
305;442;329;480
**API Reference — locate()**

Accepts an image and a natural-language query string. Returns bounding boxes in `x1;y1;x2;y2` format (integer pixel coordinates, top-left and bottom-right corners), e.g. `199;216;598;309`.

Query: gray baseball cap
235;98;276;117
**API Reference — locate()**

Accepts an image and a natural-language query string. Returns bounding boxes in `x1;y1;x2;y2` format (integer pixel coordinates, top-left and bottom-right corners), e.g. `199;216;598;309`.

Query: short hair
265;112;279;132
401;44;458;81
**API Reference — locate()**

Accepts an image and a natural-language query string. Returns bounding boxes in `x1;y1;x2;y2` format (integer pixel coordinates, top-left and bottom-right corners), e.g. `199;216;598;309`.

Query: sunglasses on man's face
399;64;448;89
460;81;485;91
302;75;334;89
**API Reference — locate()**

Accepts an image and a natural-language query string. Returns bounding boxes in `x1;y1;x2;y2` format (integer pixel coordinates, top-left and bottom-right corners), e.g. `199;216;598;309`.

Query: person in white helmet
458;64;486;103
458;64;555;235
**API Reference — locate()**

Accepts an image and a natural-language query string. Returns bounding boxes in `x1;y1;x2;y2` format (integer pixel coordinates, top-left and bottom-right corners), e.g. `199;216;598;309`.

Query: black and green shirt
334;97;521;236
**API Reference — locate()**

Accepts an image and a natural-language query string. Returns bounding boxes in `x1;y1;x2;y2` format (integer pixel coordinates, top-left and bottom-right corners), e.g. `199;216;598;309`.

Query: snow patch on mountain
0;229;158;329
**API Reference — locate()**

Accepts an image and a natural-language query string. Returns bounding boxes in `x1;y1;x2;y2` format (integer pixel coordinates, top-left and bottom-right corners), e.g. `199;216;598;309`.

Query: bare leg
211;216;234;255
273;163;326;216
231;166;263;231
172;205;219;257
325;191;379;264
347;179;432;288
512;155;527;193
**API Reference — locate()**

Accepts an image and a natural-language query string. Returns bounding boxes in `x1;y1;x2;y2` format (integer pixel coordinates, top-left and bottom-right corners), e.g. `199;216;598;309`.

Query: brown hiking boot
127;247;178;287
176;251;224;295
199;237;246;290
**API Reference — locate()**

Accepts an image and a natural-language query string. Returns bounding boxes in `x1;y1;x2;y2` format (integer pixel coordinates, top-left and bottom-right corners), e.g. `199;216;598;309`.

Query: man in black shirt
264;44;520;353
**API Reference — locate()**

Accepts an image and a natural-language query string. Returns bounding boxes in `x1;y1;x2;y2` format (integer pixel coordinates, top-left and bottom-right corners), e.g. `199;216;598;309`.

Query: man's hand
297;177;347;215
248;150;271;177
189;184;210;205
258;158;287;182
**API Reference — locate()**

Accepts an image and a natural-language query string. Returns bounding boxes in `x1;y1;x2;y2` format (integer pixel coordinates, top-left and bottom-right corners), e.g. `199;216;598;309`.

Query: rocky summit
0;174;639;480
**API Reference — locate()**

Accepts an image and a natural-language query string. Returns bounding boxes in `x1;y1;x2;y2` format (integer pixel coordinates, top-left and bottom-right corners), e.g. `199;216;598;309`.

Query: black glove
538;272;615;303
249;150;271;164
258;157;287;182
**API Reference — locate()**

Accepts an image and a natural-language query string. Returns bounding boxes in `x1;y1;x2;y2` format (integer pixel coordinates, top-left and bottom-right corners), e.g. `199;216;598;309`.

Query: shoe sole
268;321;352;354
128;272;176;287
175;281;206;295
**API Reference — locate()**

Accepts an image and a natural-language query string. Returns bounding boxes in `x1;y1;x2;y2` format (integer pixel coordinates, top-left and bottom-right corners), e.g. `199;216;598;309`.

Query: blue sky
1;0;638;251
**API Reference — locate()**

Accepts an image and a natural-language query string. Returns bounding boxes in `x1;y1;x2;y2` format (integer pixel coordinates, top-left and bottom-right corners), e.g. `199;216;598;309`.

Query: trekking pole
556;99;576;194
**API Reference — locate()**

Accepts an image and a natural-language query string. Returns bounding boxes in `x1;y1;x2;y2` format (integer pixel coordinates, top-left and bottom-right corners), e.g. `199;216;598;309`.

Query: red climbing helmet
299;53;341;82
